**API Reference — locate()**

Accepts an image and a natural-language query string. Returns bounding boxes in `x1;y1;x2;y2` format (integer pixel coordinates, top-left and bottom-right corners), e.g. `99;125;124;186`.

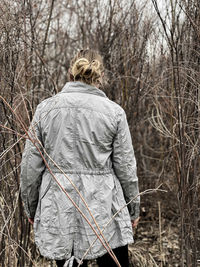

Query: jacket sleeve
20;107;45;218
112;109;140;220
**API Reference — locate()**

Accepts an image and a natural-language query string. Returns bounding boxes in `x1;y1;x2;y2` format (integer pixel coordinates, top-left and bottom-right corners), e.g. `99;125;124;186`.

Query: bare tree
0;0;199;266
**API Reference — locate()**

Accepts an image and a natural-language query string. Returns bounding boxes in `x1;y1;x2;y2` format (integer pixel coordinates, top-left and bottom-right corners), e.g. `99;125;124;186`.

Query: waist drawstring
64;256;81;267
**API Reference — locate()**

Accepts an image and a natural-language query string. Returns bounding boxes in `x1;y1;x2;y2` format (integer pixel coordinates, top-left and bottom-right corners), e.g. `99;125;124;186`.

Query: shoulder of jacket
102;99;127;129
105;98;124;113
106;99;126;119
35;95;59;114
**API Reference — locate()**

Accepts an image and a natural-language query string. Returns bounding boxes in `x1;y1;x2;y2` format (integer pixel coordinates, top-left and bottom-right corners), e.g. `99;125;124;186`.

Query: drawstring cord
64;256;81;267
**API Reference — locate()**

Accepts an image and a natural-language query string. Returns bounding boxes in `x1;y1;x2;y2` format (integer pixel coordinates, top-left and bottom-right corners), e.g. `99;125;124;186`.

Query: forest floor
127;192;181;267
129;207;180;266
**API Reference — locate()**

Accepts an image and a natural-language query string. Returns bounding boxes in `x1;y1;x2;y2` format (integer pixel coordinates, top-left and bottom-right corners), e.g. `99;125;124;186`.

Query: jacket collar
60;81;107;98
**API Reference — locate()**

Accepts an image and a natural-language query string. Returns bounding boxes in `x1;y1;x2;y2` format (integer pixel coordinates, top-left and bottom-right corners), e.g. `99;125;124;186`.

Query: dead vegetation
0;0;200;266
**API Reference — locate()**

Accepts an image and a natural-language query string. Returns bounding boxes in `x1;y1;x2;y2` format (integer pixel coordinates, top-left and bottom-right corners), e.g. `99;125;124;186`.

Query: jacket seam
39;105;116;118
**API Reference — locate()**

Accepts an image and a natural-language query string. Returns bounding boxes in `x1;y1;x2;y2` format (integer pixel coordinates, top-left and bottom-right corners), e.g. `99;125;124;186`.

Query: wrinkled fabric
20;81;140;261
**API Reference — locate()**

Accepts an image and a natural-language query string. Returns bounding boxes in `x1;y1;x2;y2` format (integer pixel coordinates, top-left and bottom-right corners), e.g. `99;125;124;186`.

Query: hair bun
73;58;90;71
71;57;94;80
70;49;104;85
91;60;100;69
71;57;102;84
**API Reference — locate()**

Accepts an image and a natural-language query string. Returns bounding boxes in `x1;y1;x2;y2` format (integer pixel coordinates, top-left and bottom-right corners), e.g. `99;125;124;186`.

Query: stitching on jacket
45;168;112;174
39;105;116;118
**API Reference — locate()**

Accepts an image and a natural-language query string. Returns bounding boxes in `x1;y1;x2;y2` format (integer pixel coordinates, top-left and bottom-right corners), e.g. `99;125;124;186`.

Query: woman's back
39;81;120;172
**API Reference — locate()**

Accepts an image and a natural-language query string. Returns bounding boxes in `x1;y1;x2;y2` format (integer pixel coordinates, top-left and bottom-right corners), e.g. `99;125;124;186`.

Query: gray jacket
20;81;140;262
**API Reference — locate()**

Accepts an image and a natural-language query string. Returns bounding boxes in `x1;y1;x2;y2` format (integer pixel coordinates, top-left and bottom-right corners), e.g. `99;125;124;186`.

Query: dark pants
56;245;129;267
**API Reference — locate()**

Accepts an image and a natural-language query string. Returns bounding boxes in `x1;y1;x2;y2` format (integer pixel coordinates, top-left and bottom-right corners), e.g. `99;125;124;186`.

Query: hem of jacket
38;239;134;261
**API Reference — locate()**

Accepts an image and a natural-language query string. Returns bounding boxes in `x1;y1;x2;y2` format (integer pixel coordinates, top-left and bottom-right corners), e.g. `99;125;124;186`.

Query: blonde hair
70;49;104;85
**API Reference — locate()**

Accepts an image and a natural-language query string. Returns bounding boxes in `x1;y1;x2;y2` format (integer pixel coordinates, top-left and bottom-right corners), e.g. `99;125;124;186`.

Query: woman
20;49;140;267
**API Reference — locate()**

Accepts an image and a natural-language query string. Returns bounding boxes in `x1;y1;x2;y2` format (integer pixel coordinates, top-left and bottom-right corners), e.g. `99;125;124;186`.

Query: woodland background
0;0;199;266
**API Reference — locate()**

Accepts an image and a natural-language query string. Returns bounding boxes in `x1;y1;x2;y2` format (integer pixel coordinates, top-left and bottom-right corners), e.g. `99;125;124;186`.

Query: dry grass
0;0;200;266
